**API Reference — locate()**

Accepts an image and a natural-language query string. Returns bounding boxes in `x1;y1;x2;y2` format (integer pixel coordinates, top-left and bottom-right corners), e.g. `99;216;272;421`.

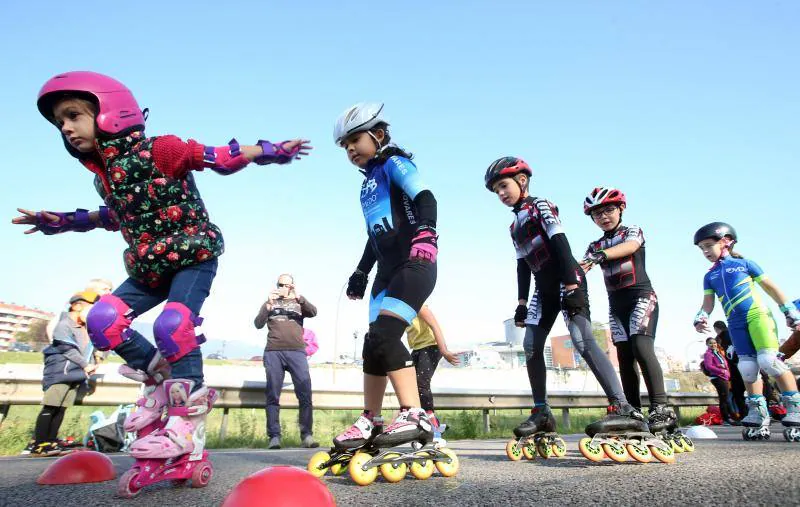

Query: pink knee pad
86;294;134;351
153;302;206;362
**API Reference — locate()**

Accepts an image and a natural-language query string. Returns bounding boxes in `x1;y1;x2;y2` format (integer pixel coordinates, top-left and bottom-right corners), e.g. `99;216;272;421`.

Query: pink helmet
37;71;145;136
583;187;627;215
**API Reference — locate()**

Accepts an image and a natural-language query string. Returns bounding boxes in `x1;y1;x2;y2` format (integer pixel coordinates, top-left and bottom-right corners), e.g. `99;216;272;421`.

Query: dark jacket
41;312;93;390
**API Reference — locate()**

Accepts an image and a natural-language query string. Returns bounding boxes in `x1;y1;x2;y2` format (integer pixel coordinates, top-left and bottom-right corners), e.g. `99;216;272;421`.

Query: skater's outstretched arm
150;136;312;178
12;206;119;235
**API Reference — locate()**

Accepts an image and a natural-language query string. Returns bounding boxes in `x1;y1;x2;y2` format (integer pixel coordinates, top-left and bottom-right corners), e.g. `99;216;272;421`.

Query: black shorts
524;275;590;331
609;291;659;343
368;261;437;324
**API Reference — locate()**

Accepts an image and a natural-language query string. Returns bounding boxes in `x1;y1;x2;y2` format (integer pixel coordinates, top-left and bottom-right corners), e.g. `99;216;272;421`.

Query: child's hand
579;261;593;274
442;350;460;366
280;139;313;160
84;364;97;375
11;208;59;234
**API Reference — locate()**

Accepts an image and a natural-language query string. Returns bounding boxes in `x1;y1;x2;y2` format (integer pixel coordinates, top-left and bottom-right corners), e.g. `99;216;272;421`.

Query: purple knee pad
86;294;134;350
153;302;206;362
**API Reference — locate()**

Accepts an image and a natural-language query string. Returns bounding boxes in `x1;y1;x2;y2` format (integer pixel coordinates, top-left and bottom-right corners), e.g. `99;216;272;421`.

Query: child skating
581;187;692;452
307;103;457;485
405;305;460;444
485;158;673;464
14;71;311;496
693;222;800;441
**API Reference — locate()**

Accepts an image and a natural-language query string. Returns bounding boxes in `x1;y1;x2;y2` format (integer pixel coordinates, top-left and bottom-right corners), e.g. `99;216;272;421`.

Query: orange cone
37;451;116;485
223;466;336;507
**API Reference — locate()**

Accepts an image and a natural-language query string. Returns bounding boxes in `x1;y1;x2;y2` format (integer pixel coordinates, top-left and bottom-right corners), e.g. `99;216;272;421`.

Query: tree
591;321;610;353
14;319;50;349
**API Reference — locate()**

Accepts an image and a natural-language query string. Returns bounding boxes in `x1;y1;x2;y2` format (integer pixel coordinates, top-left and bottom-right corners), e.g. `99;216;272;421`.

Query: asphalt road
1;424;798;507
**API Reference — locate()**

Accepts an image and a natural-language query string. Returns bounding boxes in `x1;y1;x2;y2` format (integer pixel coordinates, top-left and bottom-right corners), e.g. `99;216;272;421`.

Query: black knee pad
370;315;413;373
362;333;386;377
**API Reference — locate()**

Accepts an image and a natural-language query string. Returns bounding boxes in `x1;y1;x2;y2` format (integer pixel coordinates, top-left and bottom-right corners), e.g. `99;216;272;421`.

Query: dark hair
42;91;98;120
728;247;744;259
371;122;413;163
713;321;727;331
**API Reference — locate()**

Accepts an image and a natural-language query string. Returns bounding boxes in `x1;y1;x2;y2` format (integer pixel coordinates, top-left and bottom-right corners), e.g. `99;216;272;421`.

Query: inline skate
505;405;567;461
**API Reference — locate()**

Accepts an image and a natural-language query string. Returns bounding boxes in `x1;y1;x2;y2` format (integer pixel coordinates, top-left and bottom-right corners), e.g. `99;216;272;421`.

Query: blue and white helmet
333;102;387;145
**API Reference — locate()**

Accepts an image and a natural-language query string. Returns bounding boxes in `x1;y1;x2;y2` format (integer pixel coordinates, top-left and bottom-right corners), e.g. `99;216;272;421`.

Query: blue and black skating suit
703;256;779;356
356;154;437;325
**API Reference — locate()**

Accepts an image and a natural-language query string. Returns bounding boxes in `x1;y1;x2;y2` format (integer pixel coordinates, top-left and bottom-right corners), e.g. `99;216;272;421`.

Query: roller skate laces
334;412;375;448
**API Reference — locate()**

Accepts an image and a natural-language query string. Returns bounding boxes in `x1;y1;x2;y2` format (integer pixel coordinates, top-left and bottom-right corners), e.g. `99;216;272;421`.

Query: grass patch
0;404;708;456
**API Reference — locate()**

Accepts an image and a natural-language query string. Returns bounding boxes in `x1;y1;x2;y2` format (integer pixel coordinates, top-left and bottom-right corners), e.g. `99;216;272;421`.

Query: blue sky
1;1;798;363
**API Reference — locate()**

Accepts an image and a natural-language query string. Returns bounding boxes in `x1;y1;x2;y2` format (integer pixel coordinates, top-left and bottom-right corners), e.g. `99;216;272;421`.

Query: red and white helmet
583;187;626;215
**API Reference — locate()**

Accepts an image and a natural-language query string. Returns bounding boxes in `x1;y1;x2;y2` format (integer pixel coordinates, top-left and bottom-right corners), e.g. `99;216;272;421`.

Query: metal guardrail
0;373;719;439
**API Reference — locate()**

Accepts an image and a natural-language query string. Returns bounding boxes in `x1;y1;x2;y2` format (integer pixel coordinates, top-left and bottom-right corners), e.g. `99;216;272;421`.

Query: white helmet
684;425;717;439
333;102;387;145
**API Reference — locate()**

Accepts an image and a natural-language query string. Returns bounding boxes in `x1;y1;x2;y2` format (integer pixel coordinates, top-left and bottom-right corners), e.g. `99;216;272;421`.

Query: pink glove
410;226;438;263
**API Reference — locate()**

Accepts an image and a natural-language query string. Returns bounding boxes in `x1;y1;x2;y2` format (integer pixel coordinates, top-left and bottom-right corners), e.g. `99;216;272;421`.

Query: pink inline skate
117;379;217;498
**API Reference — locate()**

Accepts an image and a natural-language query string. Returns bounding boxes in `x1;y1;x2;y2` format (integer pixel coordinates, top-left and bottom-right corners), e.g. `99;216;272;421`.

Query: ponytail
728;248;744;259
370;122;414;164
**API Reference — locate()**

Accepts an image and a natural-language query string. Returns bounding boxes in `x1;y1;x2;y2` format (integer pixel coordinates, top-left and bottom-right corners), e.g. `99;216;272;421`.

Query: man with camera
254;274;318;449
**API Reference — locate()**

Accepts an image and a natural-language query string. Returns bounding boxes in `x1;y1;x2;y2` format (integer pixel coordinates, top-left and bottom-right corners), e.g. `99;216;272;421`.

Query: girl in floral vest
14;71;311;465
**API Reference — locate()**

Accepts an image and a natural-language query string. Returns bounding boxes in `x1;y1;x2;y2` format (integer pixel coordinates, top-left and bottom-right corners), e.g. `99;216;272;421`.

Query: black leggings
615;335;667;408
412;346;442;412
33;405;67;444
710;377;732;421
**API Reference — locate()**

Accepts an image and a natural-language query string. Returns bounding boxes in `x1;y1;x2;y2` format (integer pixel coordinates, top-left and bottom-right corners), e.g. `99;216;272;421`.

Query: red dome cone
223;466;336;507
37;451;116;485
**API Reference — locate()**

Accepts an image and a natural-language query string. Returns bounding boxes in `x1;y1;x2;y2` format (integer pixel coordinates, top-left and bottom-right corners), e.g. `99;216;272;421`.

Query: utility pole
353;331;359;362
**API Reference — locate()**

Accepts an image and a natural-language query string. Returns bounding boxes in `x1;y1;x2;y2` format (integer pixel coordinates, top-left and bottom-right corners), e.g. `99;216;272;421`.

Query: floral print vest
93;132;224;287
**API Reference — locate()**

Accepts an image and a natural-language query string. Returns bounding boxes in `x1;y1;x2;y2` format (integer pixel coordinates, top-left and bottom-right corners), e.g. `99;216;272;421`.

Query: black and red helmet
484;157;532;191
583;187;627;215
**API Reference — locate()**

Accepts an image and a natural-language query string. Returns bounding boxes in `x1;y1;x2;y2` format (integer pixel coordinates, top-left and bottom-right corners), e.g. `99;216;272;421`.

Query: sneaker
334;412;377;449
20;439;36;456
268;436;282;449
373;408;433;448
301;435;319;448
29;442;62;457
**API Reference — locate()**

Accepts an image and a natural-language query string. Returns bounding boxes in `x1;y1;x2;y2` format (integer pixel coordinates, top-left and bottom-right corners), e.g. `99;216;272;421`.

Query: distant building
0;302;54;350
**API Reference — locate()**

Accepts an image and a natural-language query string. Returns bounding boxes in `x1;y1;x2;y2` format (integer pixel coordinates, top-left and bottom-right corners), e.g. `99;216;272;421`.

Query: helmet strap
367;131;383;153
512;174;528;205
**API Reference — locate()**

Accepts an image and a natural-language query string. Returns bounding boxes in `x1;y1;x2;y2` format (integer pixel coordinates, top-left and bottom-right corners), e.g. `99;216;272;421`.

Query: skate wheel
505;439;523;461
191;462;213;488
522;443;536;460
649;443;675;464
670;437;684;453
379;453;407;483
330;462;349;476
741;429;751;441
307;451;331;478
117;468;142;499
679;435;695;452
434;448;459;477
625;442;652;463
601;441;628;463
578;437;604;463
763;431;771;441
536;440;553;459
551;438;567;458
349;451;378;486
409;459;435;480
